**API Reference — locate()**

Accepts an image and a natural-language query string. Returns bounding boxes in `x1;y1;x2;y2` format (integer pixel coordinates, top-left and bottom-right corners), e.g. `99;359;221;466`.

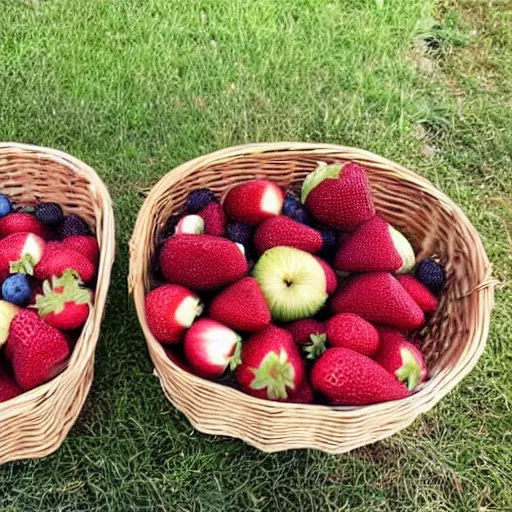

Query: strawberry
0;362;22;402
7;309;70;390
224;180;284;225
174;215;204;235
145;284;203;343
332;272;425;330
164;349;194;374
314;256;338;294
311;347;410;405
209;277;271;332
159;234;248;290
253;216;323;255
198;202;226;236
0;213;47;238
326;313;379;356
0;300;20;347
0;232;45;281
335;216;415;274
35;245;96;283
183;318;242;378
61;235;100;265
374;327;427;391
301;162;375;231
236;325;305;400
285;319;326;359
34;270;92;330
396;274;438;313
288;379;314;404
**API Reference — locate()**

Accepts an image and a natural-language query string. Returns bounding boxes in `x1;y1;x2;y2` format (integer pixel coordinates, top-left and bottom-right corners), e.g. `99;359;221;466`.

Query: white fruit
175;215;204;235
174;295;203;327
389;226;415;273
260;185;284;215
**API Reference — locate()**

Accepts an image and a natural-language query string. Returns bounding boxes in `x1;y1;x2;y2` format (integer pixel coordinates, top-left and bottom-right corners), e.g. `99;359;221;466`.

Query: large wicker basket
129;142;495;454
0;143;115;464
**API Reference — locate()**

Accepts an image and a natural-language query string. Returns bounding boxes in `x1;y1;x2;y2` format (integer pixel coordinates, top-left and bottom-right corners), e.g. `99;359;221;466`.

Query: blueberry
283;194;301;216
416;258;445;293
320;230;338;251
2;274;32;305
35;203;64;225
0;195;12;218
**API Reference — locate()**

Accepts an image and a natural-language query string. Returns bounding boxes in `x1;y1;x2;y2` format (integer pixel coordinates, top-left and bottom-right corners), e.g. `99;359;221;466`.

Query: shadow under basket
129;142;495;454
0;143;115;464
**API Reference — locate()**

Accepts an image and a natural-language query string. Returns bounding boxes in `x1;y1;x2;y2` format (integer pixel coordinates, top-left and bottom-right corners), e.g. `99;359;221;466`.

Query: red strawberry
0;232;45;281
332;272;425;330
302;163;375;231
159;234;248;290
285;319;326;359
34;270;92;330
335;216;415;274
0;362;22;402
61;235;100;265
35;245;96;283
374;327;427;391
314;256;338;294
224;180;284;225
7;309;70;390
254;216;323;255
236;325;305;401
145;284;203;343
288;379;314;404
0;213;47;238
311;347;410;405
198;202;226;236
164;349;194;374
209;277;271;332
326;313;379;356
183;318;241;378
396;274;438;313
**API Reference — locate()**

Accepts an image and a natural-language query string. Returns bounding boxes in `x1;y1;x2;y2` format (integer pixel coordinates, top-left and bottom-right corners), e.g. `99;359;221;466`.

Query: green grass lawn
1;0;511;510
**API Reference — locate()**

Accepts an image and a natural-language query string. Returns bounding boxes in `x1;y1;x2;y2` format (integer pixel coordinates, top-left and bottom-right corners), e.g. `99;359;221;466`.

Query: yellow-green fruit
0;300;20;347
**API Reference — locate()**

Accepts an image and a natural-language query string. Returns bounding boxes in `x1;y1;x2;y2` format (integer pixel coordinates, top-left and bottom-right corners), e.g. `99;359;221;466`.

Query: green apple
253;246;327;322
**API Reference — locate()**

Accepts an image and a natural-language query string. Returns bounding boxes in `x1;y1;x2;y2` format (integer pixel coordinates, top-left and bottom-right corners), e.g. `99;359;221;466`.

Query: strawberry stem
303;333;327;360
395;347;422;391
227;339;242;371
249;350;294;400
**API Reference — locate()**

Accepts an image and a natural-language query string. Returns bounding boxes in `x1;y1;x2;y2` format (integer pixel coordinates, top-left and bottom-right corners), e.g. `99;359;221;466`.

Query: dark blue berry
416;258;445;293
226;222;253;245
283;194;301;216
35;203;63;225
59;215;90;237
2;274;31;305
0;195;12;217
185;189;217;213
320;230;338;251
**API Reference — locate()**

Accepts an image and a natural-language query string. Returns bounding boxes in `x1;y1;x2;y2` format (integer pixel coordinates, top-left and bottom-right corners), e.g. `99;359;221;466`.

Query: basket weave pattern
0;143;115;464
129;143;495;454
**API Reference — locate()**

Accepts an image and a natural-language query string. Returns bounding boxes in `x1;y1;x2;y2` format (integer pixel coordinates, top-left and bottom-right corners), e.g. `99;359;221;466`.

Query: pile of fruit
0;196;99;403
146;162;445;405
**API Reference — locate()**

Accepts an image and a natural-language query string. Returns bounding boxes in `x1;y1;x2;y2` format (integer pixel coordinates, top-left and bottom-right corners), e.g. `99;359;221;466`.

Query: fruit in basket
0;195;13;217
159;234;248;290
311;347;410;405
374;327;427;391
335;216;415;274
285;319;326;359
0;213;47;238
174;215;205;235
185;189;217;213
301;162;375;231
288;379;314;404
416;258;445;293
35;244;96;283
224;180;284;225
198;202;226;236
145;284;203;343
7;309;70;390
34;270;92;330
61;235;100;265
236;325;304;400
0;300;20;347
226;222;253;245
332;272;425;330
0;232;45;279
59;214;90;237
209;277;271;332
35;202;64;226
0;363;22;402
283;193;311;225
2;274;32;306
326;313;379;356
396;274;438;313
314;256;338;294
183;318;242;378
254;216;323;255
253;247;327;322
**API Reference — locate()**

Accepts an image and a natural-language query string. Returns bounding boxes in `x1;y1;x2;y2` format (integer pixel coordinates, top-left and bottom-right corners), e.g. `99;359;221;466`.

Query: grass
0;0;511;509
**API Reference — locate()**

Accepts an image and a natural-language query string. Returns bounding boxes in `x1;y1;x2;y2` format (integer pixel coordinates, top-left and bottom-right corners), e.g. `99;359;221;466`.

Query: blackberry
226;222;253;245
185;189;217;213
59;214;90;237
319;230;338;251
35;202;64;226
415;258;445;293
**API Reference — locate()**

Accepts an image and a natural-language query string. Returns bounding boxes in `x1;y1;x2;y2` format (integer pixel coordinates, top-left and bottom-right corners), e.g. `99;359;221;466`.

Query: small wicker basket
0;143;115;464
129;142;495;454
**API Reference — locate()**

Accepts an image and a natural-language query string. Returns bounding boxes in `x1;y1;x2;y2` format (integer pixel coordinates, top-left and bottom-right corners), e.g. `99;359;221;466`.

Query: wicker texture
129;142;495;454
0;143;115;464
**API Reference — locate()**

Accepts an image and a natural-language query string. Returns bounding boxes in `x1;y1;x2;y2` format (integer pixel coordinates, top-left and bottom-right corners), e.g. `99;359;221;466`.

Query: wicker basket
0;143;115;464
129;142;495;454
